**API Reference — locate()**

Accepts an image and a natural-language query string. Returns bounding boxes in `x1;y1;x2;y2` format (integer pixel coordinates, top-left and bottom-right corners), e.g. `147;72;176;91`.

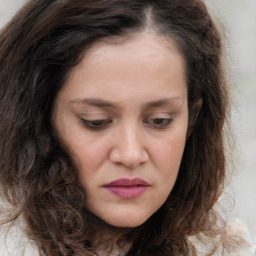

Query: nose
109;124;149;168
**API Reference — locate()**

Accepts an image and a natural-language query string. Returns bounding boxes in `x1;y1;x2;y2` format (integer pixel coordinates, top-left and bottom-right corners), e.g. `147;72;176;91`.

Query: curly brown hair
0;0;238;255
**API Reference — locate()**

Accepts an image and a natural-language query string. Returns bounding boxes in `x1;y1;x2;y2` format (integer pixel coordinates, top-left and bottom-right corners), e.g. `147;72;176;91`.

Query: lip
103;178;150;199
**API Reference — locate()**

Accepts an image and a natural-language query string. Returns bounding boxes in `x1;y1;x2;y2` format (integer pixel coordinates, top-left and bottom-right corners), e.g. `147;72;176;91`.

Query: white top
188;219;256;256
0;223;39;256
0;218;255;255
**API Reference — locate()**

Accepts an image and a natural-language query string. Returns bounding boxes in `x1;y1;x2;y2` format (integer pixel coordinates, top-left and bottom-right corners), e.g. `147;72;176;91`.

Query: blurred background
206;0;256;243
1;0;255;242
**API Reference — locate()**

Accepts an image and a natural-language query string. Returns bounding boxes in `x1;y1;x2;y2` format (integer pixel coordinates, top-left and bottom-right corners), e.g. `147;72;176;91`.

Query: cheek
151;138;186;204
154;136;186;166
67;137;110;177
150;132;187;182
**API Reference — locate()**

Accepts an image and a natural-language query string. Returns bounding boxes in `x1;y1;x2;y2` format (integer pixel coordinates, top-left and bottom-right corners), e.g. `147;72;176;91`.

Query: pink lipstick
103;178;149;199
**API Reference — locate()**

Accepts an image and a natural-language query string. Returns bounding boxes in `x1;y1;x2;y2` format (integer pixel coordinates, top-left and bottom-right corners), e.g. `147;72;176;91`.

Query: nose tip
109;134;149;168
110;148;149;168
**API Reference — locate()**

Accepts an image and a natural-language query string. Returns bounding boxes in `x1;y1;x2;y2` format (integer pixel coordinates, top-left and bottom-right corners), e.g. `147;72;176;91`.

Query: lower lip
104;186;149;199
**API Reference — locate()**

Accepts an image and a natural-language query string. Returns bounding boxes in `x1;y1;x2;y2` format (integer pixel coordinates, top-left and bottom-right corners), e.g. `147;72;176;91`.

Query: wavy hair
0;0;238;255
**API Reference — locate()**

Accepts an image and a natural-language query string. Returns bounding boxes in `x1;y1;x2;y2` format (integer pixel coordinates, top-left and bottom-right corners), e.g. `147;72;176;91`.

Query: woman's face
52;34;188;228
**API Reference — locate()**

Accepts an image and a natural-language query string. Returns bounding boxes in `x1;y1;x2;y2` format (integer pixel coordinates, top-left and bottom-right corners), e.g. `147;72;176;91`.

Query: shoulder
188;219;256;256
0;222;39;256
0;200;39;256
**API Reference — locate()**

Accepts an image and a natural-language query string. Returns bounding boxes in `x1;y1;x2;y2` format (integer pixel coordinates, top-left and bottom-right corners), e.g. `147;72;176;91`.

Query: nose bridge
110;120;148;167
123;122;141;149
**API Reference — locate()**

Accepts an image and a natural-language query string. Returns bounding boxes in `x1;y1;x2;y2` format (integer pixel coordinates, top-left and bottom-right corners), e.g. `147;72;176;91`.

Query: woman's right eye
80;119;112;131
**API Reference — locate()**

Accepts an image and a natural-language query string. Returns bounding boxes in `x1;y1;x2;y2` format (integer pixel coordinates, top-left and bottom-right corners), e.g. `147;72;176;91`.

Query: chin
104;214;150;228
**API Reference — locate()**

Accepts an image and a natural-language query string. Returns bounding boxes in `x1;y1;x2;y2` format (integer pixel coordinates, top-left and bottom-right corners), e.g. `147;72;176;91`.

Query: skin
52;33;189;228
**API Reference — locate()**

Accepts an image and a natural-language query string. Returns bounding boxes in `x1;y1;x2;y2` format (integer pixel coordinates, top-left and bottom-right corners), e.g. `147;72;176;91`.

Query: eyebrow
143;97;183;109
71;98;118;108
70;97;183;109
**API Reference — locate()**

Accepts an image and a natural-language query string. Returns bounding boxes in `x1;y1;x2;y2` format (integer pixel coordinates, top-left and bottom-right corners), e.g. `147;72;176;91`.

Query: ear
187;98;203;139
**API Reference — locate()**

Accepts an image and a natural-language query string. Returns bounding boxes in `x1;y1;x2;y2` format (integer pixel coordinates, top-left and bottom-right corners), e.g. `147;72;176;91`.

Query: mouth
103;178;150;199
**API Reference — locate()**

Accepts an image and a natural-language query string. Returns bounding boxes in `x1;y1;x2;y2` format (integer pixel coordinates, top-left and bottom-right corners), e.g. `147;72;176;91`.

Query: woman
0;0;254;255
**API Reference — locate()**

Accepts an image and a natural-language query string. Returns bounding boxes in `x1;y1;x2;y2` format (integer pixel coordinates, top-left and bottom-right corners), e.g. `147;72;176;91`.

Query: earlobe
187;98;203;139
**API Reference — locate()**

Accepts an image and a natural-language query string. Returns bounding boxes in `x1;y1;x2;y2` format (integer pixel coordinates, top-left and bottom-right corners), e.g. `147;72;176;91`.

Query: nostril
109;144;149;168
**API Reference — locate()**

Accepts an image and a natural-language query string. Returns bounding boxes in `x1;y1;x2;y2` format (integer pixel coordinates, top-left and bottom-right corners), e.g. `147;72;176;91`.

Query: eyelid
144;112;173;119
79;112;174;131
143;117;173;129
80;118;113;131
79;113;110;119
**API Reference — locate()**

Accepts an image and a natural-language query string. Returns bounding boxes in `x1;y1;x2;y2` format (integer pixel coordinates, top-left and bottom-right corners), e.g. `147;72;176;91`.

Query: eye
144;118;173;129
80;118;112;131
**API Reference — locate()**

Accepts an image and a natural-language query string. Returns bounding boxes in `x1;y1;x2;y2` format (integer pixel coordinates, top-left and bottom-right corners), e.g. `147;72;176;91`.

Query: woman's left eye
144;118;173;128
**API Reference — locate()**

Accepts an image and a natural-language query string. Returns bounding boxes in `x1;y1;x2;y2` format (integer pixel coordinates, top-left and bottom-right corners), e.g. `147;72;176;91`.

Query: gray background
1;0;255;243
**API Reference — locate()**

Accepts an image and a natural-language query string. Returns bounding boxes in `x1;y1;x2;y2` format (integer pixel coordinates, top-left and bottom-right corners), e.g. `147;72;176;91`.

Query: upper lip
104;178;149;187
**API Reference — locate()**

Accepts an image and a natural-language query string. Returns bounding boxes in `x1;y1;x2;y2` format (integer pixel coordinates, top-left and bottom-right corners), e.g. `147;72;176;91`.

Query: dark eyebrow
70;98;118;108
70;97;183;109
143;97;183;109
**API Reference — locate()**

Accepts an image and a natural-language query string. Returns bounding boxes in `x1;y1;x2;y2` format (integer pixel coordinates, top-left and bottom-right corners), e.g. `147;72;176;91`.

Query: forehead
59;33;187;105
82;33;185;69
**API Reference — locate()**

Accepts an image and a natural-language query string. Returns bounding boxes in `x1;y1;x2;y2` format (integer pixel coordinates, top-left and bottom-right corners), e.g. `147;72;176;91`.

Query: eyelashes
80;117;173;131
80;119;113;131
145;118;173;128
